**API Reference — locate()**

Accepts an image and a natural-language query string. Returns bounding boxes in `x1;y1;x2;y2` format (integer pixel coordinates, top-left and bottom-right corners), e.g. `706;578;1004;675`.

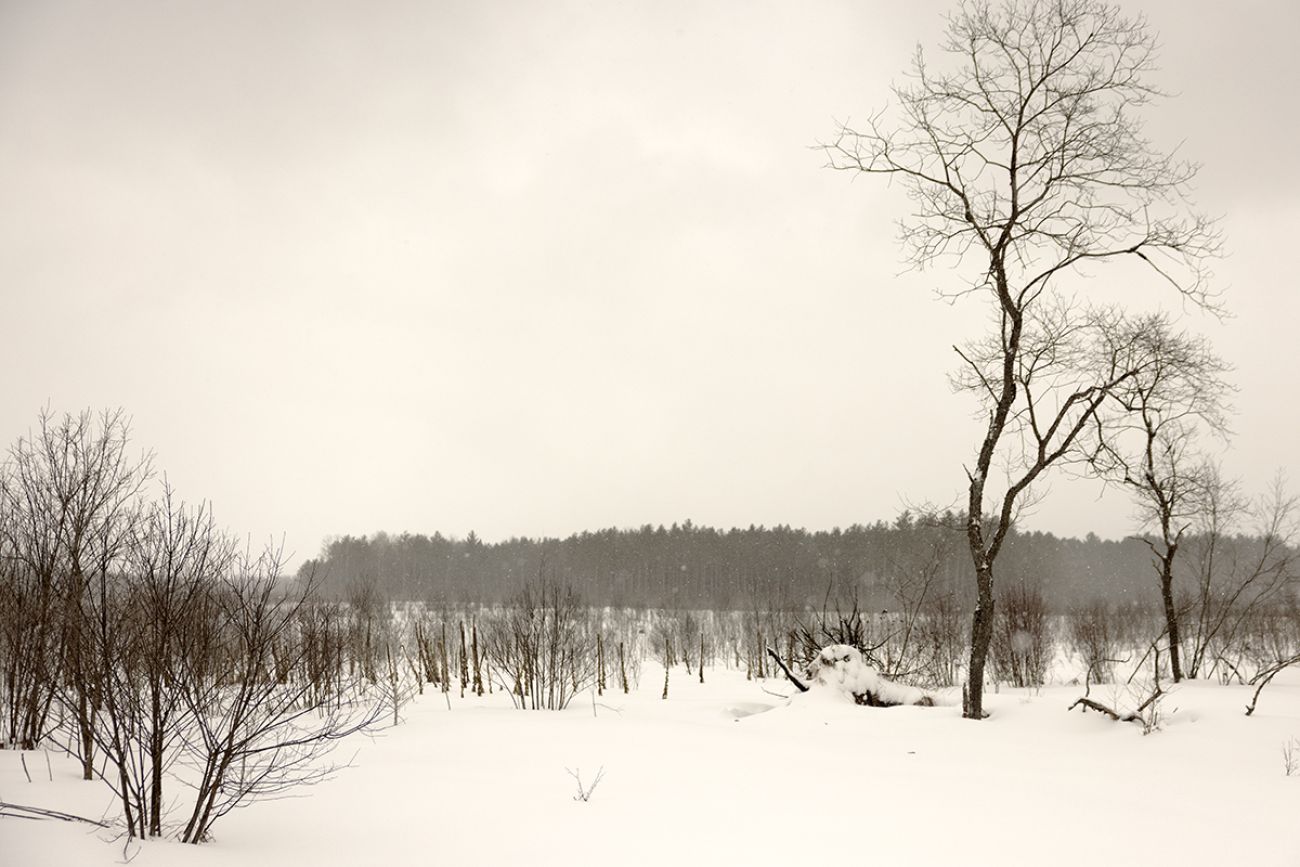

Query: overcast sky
2;0;1297;568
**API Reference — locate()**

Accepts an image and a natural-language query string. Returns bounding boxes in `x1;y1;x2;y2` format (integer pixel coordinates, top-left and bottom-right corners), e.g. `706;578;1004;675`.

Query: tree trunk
1159;556;1183;682
76;686;95;781
149;682;164;836
964;567;995;719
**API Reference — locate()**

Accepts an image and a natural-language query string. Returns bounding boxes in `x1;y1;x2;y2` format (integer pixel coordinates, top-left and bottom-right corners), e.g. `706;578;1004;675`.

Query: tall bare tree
824;0;1219;717
1087;319;1230;681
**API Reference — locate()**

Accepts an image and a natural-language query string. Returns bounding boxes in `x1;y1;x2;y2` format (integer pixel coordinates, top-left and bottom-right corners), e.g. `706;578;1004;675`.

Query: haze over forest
303;517;1235;610
3;0;1299;573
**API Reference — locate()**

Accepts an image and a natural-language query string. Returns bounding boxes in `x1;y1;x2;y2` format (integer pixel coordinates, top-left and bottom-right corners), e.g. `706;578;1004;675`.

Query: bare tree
86;486;234;838
824;0;1219;718
1087;319;1230;681
0;409;151;763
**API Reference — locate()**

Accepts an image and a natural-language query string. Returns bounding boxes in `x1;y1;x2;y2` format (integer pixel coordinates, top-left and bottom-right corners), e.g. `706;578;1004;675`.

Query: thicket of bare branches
176;550;382;844
79;486;233;838
1065;599;1121;685
990;583;1050;688
1180;475;1298;681
879;512;968;687
483;580;596;710
0;409;151;768
0;410;383;844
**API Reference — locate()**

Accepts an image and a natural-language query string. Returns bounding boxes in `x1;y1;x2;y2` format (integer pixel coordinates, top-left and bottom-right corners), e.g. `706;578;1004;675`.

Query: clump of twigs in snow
566;766;605;802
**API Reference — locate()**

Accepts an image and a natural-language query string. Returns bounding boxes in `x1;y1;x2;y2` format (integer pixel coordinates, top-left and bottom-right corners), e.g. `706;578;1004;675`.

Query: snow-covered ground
4;665;1299;866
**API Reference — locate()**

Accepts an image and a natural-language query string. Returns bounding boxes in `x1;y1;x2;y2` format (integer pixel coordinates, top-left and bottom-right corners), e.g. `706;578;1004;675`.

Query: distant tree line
300;516;1169;611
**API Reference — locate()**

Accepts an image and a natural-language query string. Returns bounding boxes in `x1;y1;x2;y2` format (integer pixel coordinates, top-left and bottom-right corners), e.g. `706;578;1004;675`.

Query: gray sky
2;0;1297;568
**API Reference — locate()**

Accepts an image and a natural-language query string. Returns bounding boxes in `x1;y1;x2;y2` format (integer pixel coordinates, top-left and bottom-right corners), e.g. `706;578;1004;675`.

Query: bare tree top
825;0;1220;312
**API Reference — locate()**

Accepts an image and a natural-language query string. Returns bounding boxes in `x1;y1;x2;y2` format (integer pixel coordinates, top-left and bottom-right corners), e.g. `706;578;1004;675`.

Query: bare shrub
737;600;799;681
177;550;382;844
345;577;390;683
1110;601;1156;652
77;487;233;838
598;608;642;692
879;510;963;685
648;611;679;670
991;583;1049;688
483;580;595;710
912;591;967;688
0;411;383;845
1066;599;1119;685
296;599;348;708
411;607;446;689
1182;474;1298;681
791;594;880;669
376;637;416;726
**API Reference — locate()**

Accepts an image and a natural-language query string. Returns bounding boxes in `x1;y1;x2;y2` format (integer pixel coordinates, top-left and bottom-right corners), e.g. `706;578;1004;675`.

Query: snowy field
3;665;1299;867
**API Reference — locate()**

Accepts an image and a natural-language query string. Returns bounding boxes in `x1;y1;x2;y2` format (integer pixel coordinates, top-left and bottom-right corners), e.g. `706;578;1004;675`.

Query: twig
1245;653;1300;716
0;801;110;827
1132;684;1164;716
565;767;605;802
765;647;809;693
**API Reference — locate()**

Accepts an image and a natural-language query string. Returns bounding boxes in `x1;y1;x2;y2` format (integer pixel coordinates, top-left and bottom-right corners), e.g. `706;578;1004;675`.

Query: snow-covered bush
802;644;934;707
